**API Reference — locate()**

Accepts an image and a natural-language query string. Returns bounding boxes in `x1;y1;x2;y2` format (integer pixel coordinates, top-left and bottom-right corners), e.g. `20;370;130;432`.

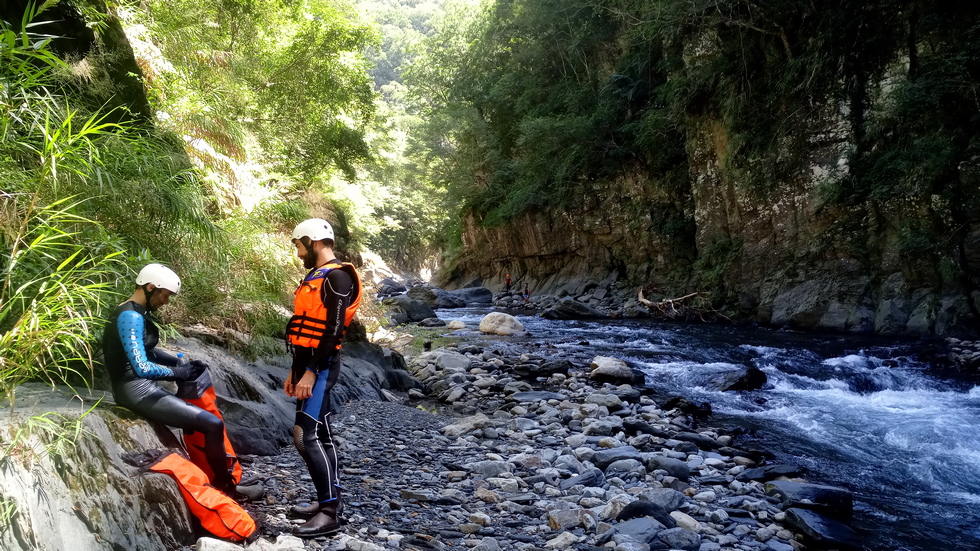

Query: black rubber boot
321;494;343;519
291;491;343;520
234;483;266;502
292;511;341;538
289;502;320;518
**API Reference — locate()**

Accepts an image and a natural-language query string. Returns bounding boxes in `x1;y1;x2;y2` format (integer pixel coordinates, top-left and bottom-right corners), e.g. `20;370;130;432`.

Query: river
436;307;980;551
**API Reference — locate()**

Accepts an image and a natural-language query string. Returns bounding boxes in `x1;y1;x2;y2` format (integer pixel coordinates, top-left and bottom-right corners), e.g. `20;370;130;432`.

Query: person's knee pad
294;414;318;455
293;425;306;454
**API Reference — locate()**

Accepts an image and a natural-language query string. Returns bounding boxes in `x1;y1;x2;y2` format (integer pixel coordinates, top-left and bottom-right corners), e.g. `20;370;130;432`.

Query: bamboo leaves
0;192;125;406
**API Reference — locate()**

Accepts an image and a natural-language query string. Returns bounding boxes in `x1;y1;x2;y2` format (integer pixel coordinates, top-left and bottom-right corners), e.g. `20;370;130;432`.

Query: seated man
102;263;236;495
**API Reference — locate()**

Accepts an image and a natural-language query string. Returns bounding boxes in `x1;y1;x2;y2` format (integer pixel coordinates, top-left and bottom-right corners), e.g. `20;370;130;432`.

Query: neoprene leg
293;365;341;504
129;389;232;489
315;411;342;503
293;410;340;503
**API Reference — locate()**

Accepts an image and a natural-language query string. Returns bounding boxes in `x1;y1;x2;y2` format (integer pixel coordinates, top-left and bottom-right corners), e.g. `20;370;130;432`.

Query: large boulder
401;286;493;309
589;356;642;385
448;286;494;305
434;290;468;308
0;384;194;551
479;312;526;335
541;297;606;320
407;286;439;306
376;277;407;296
383;294;436;323
765;480;853;519
711;366;768;392
785;508;862;551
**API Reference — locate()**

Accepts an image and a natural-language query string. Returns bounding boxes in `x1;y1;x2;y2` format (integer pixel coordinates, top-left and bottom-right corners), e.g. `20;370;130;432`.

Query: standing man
505;273;512;292
523;282;530;306
284;218;361;538
103;264;234;494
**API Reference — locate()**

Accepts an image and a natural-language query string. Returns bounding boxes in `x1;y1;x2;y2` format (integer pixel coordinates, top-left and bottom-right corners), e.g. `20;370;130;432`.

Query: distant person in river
505;273;512;292
523;282;530;306
283;218;362;538
102;264;237;495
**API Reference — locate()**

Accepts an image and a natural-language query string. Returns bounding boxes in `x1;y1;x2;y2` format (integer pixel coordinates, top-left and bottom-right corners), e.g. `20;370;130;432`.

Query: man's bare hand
294;370;316;400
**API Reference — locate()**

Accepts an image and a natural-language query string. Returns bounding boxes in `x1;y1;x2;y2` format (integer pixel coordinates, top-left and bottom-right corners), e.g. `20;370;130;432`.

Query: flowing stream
437;307;980;550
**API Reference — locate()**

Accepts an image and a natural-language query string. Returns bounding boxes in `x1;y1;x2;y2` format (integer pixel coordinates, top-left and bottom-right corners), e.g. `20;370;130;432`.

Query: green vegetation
401;0;979;300
1;8;130;404
0;0;383;414
693;237;742;309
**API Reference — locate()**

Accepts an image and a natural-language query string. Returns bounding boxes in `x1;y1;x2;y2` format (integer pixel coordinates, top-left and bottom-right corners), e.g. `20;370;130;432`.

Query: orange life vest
286;262;361;349
144;451;257;542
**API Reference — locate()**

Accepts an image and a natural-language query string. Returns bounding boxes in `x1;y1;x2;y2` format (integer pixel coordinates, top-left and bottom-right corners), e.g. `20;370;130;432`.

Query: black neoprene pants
115;380;232;490
291;348;341;505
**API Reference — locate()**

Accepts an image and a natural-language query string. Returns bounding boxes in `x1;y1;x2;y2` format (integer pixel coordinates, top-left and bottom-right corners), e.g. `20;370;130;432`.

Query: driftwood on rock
638;288;728;322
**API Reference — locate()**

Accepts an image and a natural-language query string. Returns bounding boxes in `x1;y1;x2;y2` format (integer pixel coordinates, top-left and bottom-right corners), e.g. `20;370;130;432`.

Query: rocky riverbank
203;329;862;551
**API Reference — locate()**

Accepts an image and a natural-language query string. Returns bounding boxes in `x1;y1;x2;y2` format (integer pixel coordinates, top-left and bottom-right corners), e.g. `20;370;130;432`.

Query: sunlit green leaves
134;0;379;180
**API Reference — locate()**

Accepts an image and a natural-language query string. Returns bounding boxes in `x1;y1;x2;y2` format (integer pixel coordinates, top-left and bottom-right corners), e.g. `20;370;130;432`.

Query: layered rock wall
440;115;980;336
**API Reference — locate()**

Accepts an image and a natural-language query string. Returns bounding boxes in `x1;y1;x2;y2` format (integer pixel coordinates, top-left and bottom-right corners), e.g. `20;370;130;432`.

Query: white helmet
136;263;181;294
292;218;334;242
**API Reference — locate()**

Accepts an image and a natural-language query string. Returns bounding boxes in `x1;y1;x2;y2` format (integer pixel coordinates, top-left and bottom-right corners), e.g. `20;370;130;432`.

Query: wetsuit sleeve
147;348;180;367
116;310;177;380
305;268;353;384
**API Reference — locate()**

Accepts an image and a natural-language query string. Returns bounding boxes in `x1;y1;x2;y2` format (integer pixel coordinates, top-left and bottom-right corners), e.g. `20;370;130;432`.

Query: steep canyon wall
440;113;980;336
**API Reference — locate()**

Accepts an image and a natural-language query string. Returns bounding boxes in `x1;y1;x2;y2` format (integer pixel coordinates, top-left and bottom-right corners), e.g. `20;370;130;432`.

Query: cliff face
440;111;980;336
444;170;692;298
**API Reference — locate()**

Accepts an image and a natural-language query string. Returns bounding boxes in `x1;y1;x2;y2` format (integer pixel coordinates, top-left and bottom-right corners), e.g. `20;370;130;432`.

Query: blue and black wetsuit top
102;301;182;391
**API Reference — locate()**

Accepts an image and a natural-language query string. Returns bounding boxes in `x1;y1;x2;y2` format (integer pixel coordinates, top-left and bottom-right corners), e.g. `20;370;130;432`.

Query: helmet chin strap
301;236;319;269
142;284;159;310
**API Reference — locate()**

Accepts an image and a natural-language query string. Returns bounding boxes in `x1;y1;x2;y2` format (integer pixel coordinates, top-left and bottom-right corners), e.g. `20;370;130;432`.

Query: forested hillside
412;0;980;335
0;0;384;403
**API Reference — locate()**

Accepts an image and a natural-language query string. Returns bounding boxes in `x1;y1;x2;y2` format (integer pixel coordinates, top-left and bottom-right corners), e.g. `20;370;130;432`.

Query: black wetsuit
102;301;232;490
290;263;354;508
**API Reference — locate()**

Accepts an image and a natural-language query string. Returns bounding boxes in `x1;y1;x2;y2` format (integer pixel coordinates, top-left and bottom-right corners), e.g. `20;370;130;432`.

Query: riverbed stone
785;508;862;551
590;356;639;384
765;480;853;518
587;392;625;409
512;390;567;402
548;508;597;530
559;467;606;491
637;488;686;511
656;526;701;550
644;455;691;481
736;464;802;482
479;312;526;335
598;517;666;545
593;446;643;468
616;500;676;528
670;511;702;532
441;412;491;436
